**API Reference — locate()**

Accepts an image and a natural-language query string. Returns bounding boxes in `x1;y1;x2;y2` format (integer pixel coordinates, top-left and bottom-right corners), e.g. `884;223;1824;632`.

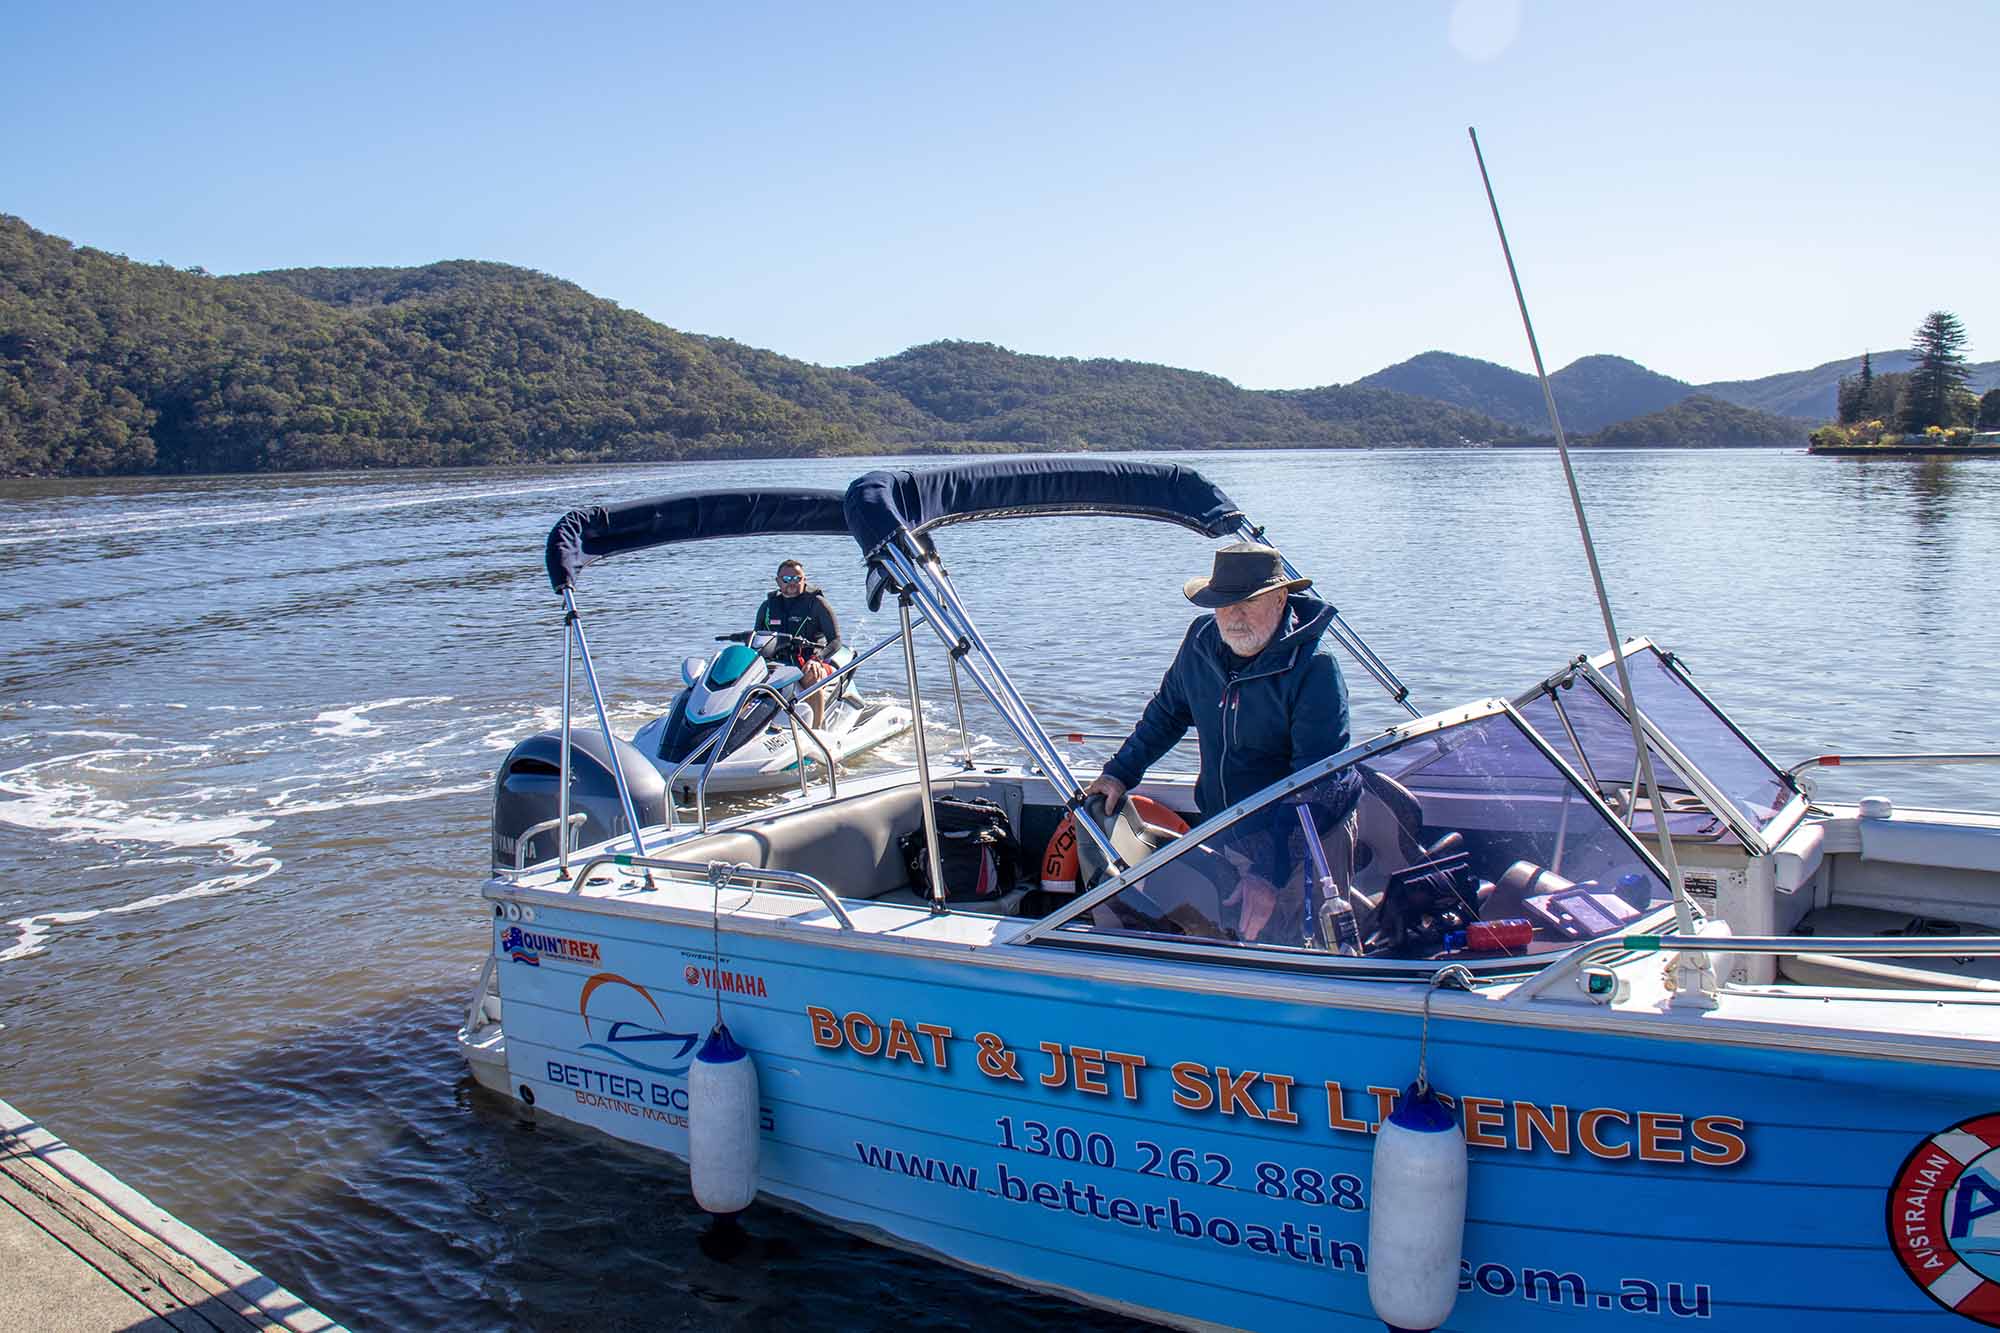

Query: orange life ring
1041;796;1190;893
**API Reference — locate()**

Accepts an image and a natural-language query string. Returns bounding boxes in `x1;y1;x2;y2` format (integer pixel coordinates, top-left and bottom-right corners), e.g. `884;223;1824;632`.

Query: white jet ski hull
646;698;914;800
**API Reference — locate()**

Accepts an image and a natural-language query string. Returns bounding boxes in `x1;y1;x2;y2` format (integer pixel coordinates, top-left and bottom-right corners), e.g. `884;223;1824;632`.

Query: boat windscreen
1065;711;1670;963
843;459;1245;559
545;489;849;594
1517;685;1736;843
1615;649;1791;828
1521;647;1791;834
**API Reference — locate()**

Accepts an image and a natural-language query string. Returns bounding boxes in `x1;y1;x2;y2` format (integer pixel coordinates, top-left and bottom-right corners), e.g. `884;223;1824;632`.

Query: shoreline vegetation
5;215;1996;479
1808;313;2000;455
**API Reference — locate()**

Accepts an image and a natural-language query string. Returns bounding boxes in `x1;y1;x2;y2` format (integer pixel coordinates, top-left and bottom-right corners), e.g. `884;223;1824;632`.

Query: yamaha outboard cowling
492;730;669;870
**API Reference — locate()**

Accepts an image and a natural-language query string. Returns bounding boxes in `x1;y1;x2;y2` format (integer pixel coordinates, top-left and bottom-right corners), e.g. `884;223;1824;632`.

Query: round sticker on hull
1890;1112;2000;1325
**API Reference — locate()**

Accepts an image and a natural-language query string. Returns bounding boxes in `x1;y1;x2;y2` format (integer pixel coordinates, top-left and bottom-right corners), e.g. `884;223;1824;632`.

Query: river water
0;448;1995;1329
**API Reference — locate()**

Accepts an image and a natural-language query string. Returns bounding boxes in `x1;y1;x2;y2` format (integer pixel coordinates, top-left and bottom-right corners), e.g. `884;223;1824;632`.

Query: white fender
688;1022;760;1214
1366;1083;1467;1332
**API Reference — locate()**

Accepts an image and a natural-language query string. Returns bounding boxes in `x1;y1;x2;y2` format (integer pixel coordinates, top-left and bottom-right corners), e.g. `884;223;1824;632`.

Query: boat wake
0;694;530;963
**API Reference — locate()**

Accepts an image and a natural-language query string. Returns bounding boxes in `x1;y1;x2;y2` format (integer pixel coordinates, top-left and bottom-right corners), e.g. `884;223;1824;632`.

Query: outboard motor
491;730;669;870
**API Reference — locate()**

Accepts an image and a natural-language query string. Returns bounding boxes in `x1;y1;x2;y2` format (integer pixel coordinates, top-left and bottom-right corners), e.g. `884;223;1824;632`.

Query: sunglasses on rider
778;572;803;585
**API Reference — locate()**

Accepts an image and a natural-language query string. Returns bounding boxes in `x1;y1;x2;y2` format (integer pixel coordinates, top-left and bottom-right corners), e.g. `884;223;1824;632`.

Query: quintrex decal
501;926;601;968
578;972;699;1076
1890;1111;2000;1326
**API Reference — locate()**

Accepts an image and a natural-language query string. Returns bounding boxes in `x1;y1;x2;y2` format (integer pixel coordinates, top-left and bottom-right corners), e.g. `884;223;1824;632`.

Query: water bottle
1318;889;1363;956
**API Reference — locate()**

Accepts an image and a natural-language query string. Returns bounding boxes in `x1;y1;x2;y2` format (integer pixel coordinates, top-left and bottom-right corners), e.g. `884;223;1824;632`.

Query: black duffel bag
898;795;1019;901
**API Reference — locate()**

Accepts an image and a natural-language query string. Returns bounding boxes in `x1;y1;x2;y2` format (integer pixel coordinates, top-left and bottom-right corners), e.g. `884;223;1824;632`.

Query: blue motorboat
462;459;2000;1331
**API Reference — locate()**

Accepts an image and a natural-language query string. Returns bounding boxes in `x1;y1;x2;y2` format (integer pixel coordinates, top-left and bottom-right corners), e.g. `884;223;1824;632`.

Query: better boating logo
577;971;699;1076
1889;1112;2000;1325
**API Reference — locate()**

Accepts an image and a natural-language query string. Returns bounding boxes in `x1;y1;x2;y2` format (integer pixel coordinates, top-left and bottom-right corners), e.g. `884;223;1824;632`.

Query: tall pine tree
1901;311;1971;431
1837;349;1876;424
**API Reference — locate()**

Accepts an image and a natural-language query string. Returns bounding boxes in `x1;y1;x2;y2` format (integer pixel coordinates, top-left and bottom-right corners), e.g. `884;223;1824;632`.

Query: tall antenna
1467;126;1697;936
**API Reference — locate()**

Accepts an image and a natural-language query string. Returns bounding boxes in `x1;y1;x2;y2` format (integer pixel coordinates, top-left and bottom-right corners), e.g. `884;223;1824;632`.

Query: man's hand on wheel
1082;773;1127;815
1223;873;1279;941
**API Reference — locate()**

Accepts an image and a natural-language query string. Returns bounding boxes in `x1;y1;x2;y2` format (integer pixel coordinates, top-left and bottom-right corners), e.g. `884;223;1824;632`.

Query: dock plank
0;1096;343;1333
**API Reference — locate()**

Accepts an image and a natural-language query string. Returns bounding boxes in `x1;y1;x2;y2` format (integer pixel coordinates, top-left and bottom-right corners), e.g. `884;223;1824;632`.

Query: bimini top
843;458;1246;560
545;488;849;595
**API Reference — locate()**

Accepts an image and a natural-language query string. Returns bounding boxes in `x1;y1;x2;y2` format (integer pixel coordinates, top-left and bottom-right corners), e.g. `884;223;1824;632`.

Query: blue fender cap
1388;1082;1457;1134
697;1022;748;1064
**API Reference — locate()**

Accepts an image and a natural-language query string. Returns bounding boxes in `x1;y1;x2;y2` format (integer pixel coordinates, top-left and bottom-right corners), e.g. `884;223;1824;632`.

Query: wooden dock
0;1096;343;1332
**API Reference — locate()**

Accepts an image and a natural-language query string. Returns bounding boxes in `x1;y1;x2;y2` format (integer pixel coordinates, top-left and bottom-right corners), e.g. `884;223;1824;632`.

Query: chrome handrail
658;718;732;810
461;953;497;1038
1597;932;2000;962
562;852;856;930
1513;928;2000;1003
1787;751;2000;779
692;684;837;831
513;812;587;872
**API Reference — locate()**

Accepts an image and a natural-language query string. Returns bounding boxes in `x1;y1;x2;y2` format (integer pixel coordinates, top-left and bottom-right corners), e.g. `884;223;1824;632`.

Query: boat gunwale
485;861;2000;1072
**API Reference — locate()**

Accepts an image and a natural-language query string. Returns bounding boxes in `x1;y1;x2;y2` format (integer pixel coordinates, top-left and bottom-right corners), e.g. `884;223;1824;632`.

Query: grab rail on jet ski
693;684;838;832
563;853;857;931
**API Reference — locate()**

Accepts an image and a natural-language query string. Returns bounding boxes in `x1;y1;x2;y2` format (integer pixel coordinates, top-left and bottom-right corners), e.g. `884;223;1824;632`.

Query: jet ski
631;629;913;801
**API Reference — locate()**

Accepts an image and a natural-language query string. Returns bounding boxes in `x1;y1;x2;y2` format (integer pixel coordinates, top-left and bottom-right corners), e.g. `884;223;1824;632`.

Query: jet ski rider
756;559;843;728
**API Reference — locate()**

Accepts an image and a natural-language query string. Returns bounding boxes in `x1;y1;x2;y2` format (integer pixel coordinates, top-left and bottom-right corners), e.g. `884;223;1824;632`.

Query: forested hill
0;217;911;475
848;341;1517;449
1356;351;1698;433
0;215;1830;477
0;217;1520;475
1578;395;1808;448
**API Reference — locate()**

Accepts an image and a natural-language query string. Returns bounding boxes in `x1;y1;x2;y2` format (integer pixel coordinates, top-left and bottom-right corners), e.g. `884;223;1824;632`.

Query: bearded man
1082;542;1351;941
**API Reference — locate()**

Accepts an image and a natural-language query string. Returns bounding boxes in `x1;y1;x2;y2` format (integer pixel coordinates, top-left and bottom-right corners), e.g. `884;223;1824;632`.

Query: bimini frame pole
882;544;1125;869
563;589;650;860
558;604;576;879
946;650;975;766
1247;521;1420;719
897;592;948;913
1468;126;1694;938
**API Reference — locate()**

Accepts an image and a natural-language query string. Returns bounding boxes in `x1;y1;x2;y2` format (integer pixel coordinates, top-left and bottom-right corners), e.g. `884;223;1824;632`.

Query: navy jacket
1102;594;1350;818
755;586;842;657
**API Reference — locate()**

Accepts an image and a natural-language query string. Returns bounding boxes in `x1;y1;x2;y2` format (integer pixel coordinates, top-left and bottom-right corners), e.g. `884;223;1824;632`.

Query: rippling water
1;448;1996;1329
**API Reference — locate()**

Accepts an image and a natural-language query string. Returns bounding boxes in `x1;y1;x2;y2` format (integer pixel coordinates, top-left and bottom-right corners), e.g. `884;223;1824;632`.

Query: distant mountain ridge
1702;349;2000;419
0;213;1968;477
1363;347;1999;434
1356;351;1696;434
845;340;1514;449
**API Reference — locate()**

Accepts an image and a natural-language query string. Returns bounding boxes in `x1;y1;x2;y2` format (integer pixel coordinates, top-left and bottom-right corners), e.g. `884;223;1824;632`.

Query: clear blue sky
5;1;1994;388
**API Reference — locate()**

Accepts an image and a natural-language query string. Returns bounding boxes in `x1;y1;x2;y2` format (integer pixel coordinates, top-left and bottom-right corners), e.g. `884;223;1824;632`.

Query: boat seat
662;784;929;899
1779;905;2000;991
660;778;1026;902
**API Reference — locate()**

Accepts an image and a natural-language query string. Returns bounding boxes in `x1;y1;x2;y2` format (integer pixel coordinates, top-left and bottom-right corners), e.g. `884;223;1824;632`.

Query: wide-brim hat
1183;542;1312;608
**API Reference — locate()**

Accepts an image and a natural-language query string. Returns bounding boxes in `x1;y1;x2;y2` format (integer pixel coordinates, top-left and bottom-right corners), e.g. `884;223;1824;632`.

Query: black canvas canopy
843;459;1246;560
545;488;849;594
